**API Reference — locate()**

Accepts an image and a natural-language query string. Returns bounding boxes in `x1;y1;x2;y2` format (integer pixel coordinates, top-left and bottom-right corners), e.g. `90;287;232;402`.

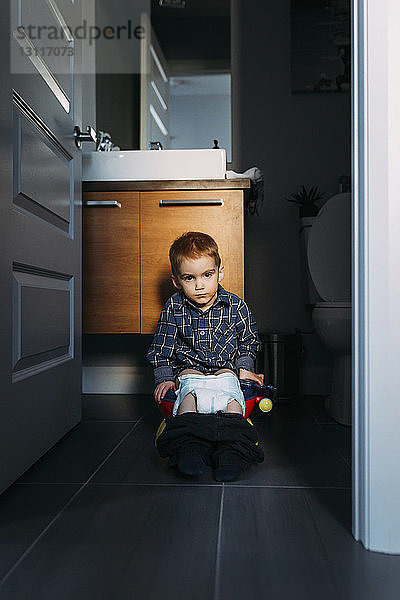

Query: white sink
82;149;227;181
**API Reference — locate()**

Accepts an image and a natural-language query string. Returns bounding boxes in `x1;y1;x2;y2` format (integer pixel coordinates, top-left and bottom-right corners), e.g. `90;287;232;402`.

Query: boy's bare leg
177;393;197;414
214;369;243;414
176;368;203;414
225;401;243;414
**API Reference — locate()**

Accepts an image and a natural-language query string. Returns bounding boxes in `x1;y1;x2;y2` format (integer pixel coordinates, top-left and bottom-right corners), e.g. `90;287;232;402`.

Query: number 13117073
19;45;74;57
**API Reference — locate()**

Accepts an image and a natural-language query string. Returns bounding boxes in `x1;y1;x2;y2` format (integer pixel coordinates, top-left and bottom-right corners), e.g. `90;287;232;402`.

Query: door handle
74;125;97;149
83;200;122;208
159;199;224;206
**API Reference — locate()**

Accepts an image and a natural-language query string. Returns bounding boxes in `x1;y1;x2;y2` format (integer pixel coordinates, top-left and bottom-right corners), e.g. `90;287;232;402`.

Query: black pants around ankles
155;412;264;470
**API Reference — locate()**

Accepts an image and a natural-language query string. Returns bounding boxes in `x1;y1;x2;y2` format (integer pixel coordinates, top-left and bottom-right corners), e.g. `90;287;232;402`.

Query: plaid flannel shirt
147;284;261;385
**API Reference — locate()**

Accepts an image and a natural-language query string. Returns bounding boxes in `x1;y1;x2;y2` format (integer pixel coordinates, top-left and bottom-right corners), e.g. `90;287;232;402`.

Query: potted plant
285;185;327;218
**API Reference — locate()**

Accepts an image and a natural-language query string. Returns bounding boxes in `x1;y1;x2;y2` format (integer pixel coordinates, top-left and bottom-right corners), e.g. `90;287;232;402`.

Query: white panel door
0;0;83;494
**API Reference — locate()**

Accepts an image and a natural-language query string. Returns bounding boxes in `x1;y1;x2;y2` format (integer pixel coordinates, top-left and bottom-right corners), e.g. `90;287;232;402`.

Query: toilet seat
307;193;351;302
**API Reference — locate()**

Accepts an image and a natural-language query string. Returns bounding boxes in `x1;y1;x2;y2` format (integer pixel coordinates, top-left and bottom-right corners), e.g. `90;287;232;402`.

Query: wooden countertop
82;178;251;192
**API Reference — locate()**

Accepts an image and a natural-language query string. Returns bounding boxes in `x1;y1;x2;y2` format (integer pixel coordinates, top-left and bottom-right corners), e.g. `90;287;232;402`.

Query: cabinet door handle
83;200;122;208
159;199;224;206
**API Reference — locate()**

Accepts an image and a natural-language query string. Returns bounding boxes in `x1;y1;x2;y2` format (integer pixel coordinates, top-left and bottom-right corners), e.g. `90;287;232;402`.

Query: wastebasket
258;332;302;404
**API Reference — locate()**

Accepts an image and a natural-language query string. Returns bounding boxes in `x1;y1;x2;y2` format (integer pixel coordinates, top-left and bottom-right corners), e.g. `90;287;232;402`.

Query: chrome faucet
96;131;118;151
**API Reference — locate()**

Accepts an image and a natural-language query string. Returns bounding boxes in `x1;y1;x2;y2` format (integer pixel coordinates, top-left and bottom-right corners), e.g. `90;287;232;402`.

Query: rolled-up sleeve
234;299;261;373
146;301;178;384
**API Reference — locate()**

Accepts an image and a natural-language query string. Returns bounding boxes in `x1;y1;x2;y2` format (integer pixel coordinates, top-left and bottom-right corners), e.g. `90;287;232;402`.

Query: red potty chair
159;380;276;419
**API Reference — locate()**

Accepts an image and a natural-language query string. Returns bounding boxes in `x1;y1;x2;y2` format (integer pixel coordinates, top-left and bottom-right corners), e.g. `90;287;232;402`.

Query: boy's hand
154;380;176;404
238;369;264;386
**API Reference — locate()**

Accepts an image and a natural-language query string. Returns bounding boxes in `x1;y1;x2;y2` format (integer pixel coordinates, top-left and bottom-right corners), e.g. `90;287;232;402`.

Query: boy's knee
178;369;204;376
176;368;204;386
214;368;237;378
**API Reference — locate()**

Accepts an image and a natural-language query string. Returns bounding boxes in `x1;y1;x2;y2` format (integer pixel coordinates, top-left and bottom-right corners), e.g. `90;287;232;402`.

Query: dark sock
213;464;242;482
177;454;206;476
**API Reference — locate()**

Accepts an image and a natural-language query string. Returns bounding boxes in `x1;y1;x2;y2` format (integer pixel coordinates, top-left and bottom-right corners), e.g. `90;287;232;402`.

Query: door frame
352;0;400;553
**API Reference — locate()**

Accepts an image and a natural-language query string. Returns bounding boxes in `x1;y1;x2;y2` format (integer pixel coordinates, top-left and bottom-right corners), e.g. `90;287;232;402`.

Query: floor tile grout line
303;490;337;567
14;482;92;487
81;482;353;490
12;482;352;489
302;489;350;594
0;410;150;588
12;481;223;488
213;484;225;600
220;484;352;489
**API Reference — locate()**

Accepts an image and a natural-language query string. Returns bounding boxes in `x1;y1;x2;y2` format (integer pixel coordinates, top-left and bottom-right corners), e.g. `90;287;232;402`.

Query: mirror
95;0;231;161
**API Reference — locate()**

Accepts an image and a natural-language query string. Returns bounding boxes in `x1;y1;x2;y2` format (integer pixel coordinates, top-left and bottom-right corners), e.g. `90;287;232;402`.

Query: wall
231;0;351;393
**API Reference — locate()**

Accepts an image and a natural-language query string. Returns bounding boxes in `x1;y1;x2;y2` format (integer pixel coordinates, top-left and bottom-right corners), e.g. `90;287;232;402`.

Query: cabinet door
140;190;244;333
83;192;140;333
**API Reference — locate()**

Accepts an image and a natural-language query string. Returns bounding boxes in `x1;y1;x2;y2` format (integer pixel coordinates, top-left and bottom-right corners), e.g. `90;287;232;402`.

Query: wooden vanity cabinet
83;191;140;333
83;181;249;334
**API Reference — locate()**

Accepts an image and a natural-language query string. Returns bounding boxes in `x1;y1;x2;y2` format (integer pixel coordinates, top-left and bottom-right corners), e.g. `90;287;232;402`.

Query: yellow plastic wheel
154;419;166;447
259;398;273;413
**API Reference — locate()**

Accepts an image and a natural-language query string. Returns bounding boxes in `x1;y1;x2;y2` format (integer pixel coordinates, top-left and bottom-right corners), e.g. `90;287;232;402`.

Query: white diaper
173;372;245;417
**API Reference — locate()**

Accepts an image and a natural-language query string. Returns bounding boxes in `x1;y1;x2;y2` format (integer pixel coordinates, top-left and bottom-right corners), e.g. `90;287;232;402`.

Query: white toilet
305;192;352;426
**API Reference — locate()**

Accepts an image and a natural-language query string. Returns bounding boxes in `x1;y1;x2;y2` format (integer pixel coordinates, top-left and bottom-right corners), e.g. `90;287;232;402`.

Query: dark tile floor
0;395;399;599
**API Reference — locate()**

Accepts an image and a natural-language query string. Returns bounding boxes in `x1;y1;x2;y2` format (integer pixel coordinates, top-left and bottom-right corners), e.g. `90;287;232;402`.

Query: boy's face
172;255;224;310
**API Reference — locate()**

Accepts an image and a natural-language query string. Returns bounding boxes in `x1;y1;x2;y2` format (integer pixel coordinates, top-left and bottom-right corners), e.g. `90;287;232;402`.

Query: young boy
147;231;265;482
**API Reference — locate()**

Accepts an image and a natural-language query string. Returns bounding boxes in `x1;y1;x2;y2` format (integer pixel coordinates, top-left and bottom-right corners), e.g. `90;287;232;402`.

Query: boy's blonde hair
169;231;221;277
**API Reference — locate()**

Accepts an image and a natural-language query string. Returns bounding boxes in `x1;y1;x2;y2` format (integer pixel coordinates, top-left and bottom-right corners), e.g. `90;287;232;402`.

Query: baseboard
82;366;154;394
